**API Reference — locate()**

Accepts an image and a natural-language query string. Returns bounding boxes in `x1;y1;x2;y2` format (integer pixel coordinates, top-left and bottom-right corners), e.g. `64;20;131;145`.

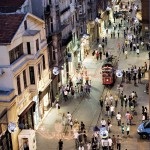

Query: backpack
129;114;133;120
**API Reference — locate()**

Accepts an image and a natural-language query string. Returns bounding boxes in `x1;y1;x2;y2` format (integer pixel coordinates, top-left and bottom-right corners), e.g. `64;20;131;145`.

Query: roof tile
0;14;25;44
0;0;25;13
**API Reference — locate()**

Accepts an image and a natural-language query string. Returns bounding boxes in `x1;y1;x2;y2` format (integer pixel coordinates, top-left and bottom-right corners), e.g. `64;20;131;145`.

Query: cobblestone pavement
36;0;150;149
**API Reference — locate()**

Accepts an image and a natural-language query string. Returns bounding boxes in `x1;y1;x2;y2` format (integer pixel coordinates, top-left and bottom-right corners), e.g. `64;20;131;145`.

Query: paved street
36;0;150;150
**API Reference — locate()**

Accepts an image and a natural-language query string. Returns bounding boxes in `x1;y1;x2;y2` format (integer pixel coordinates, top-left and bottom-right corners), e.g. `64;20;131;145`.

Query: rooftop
0;13;25;44
0;0;25;13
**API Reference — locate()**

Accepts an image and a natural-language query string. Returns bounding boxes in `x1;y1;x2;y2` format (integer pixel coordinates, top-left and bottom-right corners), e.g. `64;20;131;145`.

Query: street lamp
95;17;101;43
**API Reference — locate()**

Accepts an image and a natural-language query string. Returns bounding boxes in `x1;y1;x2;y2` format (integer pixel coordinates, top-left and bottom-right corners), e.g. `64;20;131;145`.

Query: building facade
141;0;150;39
0;13;50;149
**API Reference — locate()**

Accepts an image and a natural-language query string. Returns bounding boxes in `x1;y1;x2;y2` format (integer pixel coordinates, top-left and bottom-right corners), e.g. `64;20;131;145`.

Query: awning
39;85;50;101
18;101;36;117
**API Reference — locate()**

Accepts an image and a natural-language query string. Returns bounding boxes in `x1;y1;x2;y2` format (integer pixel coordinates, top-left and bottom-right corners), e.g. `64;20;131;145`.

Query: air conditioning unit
0;68;4;76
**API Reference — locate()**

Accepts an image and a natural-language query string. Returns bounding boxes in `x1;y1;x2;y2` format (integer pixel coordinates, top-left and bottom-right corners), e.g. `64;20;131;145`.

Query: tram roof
102;61;113;68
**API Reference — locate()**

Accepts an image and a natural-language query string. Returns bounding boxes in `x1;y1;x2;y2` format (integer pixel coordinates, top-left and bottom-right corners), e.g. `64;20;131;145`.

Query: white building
0;13;51;149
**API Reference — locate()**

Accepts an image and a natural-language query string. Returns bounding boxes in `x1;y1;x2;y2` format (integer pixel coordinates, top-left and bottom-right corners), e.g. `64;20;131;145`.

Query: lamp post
95;17;100;43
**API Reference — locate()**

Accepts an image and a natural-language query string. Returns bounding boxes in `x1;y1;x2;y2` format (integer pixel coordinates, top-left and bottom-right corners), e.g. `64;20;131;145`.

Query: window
36;39;39;51
9;43;23;64
42;55;46;70
27;42;31;54
17;75;21;95
52;48;56;61
29;67;35;84
24;20;27;30
50;17;53;33
23;70;27;88
38;63;41;80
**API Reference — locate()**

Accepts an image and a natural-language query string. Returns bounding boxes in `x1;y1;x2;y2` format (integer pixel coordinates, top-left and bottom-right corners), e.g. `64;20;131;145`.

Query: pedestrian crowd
57;0;148;150
120;62;147;86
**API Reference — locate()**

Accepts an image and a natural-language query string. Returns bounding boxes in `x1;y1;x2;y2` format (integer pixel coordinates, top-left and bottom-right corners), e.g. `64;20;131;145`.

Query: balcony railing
79;13;86;21
60;6;70;15
62;32;72;47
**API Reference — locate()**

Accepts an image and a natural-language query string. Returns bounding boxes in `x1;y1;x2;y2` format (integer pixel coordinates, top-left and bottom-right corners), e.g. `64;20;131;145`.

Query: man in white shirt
64;90;68;101
101;118;106;127
116;112;121;126
101;138;109;149
108;137;113;150
67;112;72;123
131;91;135;98
74;132;79;147
110;105;115;118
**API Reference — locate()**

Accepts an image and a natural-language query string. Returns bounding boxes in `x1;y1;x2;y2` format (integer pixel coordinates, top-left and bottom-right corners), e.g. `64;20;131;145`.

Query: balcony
79;13;86;21
49;24;68;36
44;5;51;16
0;89;15;102
60;6;70;15
87;1;93;5
62;32;72;47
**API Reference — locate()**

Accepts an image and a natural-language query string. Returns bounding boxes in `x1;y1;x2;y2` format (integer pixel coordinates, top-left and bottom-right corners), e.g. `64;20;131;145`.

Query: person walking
63;90;68;101
117;30;120;38
126;124;130;137
112;135;116;149
114;94;118;107
96;51;99;60
124;95;127;107
99;96;104;110
101;118;107;127
101;138;109;150
108;137;113;150
106;104;110;117
58;139;63;150
125;50;128;59
116;135;122;150
99;51;102;60
56;102;60;114
116;112;121;126
110;105;115;118
121;123;125;136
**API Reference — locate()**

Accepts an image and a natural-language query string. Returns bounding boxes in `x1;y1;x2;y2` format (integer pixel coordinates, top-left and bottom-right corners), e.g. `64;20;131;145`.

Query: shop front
80;35;90;62
18;101;36;130
39;85;51;119
0;107;12;150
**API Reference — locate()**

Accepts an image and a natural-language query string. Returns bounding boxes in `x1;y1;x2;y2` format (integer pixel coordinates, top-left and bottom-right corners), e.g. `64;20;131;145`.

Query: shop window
38;63;41;80
23;70;27;88
17;75;21;95
42;55;46;70
50;17;53;33
36;39;39;51
52;48;56;61
27;42;31;54
29;67;35;84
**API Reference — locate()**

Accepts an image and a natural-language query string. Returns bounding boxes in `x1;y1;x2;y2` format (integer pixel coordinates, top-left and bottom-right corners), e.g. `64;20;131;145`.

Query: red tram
102;56;118;85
